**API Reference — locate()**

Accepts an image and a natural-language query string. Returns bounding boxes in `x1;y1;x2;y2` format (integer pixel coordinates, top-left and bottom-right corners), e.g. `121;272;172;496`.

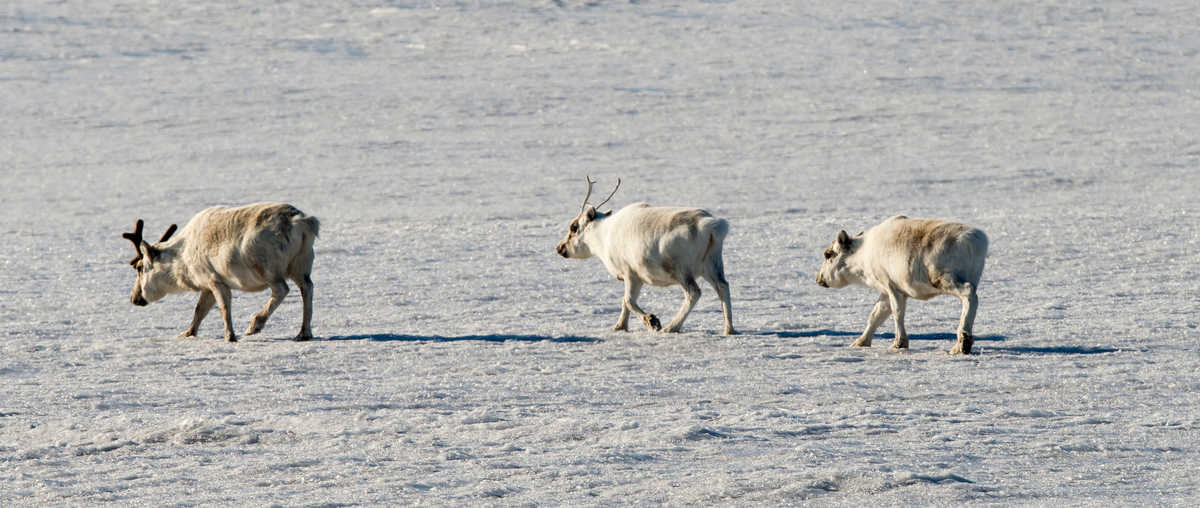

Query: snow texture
3;0;1199;505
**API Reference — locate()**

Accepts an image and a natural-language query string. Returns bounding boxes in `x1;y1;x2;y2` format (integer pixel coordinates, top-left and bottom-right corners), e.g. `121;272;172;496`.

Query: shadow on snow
757;330;1122;356
325;333;601;344
764;329;1006;343
985;345;1121;355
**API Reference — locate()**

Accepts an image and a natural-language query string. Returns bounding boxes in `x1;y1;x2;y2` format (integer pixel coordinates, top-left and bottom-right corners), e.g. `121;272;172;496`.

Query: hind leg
247;280;289;336
292;274;314;341
662;276;700;333
702;272;735;335
949;283;978;355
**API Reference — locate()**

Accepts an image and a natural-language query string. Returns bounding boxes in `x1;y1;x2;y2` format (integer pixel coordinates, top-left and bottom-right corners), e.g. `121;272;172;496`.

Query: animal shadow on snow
986;345;1121;355
325;333;601;344
764;329;1006;348
764;330;1119;356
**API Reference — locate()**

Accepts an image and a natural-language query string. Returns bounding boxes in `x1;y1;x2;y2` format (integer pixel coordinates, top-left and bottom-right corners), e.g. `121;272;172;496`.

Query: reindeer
815;215;988;354
556;177;735;335
121;202;320;342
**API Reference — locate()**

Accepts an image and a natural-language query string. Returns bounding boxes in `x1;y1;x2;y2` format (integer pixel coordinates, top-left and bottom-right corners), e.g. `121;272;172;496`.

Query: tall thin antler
580;175;596;214
595;177;621;210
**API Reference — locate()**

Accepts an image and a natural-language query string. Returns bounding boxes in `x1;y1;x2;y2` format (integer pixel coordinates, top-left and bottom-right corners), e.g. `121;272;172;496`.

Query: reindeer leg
622;276;660;332
662;277;700;333
294;274;314;341
852;293;891;347
612;280;632;332
246;280;289;336
211;283;237;342
888;290;909;350
950;282;978;355
179;290;216;338
702;268;735;336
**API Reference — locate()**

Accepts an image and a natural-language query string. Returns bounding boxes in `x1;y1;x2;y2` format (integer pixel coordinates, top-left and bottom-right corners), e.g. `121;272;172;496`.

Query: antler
122;219;145;249
159;224;178;243
580;176;596;214
595;177;621;210
580;175;621;213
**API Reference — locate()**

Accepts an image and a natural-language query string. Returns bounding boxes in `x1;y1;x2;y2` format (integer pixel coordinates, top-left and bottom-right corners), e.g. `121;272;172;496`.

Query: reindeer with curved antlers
122;203;320;342
556;177;735;335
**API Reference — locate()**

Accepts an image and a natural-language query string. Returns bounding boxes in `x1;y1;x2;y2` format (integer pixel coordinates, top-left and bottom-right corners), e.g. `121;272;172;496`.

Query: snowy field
3;0;1200;505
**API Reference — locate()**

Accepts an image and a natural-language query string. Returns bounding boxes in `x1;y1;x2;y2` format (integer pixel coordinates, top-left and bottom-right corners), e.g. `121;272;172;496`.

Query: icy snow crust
2;1;1199;505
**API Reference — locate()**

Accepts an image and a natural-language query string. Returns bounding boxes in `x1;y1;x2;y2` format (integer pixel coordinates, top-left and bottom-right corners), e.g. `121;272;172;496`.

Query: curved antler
580;175;596;214
580;175;621;214
595;177;621;210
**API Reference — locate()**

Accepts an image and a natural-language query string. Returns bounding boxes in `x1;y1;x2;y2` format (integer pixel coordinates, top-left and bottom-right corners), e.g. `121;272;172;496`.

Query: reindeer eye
824;249;835;260
570;222;579;234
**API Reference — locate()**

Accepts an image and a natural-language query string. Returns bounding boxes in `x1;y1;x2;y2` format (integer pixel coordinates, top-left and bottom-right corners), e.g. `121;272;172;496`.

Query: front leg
211;283;237;342
612;305;631;331
888;290;908;349
621;276;661;332
851;293;891;347
179;290;216;338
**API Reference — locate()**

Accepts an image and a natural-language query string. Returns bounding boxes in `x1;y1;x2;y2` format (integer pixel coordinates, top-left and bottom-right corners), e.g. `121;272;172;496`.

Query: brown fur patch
661;258;677;279
888;219;969;251
670;209;711;232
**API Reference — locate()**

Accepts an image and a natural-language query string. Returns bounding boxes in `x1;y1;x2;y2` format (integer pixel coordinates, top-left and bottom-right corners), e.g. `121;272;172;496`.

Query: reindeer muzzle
131;295;148;307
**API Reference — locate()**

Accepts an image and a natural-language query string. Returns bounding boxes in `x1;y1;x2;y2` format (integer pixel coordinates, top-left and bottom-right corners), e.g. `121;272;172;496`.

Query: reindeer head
122;219;178;306
815;229;862;289
556;176;620;259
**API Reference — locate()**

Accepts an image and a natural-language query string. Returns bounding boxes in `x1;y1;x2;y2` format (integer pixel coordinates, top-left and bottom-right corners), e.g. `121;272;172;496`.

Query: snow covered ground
3;0;1199;505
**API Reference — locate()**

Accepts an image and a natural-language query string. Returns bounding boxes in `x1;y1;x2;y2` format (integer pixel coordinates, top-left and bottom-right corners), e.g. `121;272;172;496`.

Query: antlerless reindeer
122;202;320;342
556;177;735;335
816;215;988;354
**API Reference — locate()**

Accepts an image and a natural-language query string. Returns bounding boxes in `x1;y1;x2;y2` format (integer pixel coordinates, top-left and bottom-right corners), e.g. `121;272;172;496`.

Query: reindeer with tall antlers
121;203;320;342
556;177;735;335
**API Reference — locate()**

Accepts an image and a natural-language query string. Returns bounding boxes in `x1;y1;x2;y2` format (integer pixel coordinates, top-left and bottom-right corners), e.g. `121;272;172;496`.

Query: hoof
611;323;629;332
850;338;872;348
723;328;738;336
294;334;312;342
644;314;662;332
178;330;197;338
225;334;238;343
890;340;909;350
950;334;974;355
244;319;264;336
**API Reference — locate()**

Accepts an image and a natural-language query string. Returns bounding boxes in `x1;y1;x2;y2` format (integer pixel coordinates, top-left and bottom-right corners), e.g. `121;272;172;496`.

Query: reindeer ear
837;230;853;249
586;207;597;221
